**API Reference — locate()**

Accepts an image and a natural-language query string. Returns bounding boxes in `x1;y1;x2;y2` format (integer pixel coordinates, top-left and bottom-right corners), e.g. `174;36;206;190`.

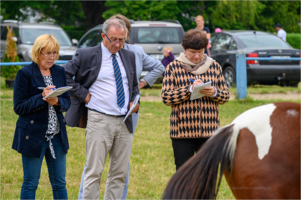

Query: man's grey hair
102;18;126;37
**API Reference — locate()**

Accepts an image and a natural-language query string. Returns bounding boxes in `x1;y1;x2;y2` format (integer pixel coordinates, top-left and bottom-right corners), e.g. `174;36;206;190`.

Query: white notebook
190;81;212;100
123;92;141;122
43;86;73;100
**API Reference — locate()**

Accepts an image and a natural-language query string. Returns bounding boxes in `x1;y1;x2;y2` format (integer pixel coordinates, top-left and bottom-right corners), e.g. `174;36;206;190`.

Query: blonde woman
195;15;211;56
13;34;70;199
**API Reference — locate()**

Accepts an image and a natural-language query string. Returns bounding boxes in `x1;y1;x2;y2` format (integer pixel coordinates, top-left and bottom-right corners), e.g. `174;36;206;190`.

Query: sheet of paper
190;81;212;100
123;92;141;122
43;86;73;100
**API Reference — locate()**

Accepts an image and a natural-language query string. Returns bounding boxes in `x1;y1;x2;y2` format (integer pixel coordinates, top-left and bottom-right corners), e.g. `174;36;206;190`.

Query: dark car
210;31;300;87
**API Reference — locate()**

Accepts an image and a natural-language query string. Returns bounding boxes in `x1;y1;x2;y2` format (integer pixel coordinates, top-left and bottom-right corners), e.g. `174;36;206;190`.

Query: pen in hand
38;87;55;90
189;78;203;83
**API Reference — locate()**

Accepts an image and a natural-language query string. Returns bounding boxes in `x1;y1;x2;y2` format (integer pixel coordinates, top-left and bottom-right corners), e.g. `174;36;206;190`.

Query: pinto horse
163;102;300;199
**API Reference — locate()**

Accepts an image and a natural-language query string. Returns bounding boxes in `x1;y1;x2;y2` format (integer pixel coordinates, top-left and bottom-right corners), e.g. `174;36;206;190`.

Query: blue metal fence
236;54;301;99
0;61;69;66
1;57;300;100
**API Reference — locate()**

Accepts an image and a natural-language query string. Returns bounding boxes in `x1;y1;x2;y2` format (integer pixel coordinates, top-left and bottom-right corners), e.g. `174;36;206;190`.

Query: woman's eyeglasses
104;34;125;45
41;52;58;58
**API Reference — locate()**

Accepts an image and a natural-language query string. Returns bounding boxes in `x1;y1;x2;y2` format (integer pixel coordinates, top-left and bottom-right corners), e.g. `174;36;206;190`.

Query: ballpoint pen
189;75;203;83
38;87;55;90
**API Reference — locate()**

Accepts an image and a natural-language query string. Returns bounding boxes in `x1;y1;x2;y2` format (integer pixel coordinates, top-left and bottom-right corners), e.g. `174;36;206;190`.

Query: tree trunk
81;1;108;31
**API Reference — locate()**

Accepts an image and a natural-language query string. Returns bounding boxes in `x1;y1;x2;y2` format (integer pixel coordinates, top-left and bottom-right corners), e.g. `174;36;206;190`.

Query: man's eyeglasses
104;34;125;45
41;52;58;58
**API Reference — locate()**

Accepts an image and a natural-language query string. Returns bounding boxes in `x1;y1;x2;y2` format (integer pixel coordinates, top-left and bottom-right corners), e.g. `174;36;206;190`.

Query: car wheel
19;56;25;62
223;66;235;88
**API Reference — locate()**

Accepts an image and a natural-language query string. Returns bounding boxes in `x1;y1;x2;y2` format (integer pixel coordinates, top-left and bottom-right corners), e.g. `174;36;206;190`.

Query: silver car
0;20;78;61
129;21;184;61
78;20;184;60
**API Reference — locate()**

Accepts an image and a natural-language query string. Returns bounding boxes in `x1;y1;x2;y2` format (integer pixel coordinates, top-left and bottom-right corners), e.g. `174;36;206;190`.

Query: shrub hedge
62;26;86;41
287;33;300;49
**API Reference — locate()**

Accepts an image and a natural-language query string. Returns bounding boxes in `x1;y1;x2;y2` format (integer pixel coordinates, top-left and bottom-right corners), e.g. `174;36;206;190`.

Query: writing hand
42;85;56;97
191;79;203;90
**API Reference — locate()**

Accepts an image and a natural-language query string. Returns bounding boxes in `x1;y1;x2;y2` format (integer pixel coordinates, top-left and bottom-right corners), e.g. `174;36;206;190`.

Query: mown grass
239;83;301;94
140;83;301;98
1;87;300;199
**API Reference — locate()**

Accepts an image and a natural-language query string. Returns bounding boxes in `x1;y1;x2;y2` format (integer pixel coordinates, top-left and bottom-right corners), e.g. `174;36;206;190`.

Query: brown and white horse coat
163;102;300;199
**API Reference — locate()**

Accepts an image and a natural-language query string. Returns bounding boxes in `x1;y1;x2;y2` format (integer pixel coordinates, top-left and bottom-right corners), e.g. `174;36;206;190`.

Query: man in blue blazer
63;18;139;199
77;15;165;200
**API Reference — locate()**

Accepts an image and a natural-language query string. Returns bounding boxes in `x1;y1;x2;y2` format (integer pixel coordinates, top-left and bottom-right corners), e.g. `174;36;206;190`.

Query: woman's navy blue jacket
12;62;71;158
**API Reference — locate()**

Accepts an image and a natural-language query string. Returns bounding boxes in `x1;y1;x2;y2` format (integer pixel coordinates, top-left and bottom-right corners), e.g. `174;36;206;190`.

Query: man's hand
200;87;216;97
129;101;139;115
84;92;91;104
139;80;148;89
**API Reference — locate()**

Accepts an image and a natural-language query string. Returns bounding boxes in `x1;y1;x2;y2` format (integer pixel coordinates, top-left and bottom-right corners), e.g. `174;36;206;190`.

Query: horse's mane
163;124;235;199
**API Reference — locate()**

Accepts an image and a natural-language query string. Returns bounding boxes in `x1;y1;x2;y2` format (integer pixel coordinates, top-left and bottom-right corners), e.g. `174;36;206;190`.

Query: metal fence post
236;53;247;99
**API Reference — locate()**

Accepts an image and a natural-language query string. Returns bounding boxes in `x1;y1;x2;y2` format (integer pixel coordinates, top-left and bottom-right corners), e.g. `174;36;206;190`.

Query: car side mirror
72;39;78;46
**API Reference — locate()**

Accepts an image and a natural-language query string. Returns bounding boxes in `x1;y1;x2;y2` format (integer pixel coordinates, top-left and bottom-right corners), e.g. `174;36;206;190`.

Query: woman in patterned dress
13;34;70;199
161;29;230;170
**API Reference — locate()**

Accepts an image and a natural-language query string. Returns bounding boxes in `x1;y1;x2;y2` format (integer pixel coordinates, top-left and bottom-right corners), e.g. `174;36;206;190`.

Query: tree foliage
103;0;181;21
1;26;21;80
1;0;300;33
1;1;85;26
3;26;18;62
80;1;108;31
210;0;266;30
255;1;300;33
103;0;300;33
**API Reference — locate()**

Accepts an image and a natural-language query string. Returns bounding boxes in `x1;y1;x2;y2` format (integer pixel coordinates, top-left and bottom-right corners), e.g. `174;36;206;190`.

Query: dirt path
140;92;301;102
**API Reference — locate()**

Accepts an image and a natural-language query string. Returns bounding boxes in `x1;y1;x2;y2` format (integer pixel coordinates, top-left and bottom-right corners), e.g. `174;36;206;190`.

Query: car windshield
20;28;72;46
134;27;182;43
237;34;290;48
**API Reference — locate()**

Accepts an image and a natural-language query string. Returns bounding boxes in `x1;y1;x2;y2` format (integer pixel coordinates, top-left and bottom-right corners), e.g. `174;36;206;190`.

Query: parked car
77;20;185;79
0;20;78;62
210;30;300;87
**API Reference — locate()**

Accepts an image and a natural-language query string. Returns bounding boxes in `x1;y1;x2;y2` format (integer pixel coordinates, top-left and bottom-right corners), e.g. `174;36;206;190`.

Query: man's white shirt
277;29;286;41
86;43;130;115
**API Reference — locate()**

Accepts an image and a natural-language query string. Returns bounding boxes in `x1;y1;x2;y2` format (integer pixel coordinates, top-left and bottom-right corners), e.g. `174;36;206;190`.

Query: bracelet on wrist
140;79;146;86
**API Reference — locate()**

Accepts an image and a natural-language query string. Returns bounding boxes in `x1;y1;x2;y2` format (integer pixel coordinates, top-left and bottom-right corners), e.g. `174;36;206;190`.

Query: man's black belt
88;108;125;118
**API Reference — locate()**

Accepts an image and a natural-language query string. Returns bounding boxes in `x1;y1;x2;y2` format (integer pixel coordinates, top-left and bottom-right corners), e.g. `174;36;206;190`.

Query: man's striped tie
112;54;125;108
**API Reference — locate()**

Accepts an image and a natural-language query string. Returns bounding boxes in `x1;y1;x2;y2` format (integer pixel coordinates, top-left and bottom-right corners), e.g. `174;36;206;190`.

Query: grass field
1;87;300;199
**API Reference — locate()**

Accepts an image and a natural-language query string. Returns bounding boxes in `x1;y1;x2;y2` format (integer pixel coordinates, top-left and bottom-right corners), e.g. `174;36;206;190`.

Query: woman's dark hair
182;29;208;50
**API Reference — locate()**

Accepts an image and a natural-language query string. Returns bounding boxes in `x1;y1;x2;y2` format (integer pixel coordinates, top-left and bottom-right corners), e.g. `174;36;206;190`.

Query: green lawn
1;87;300;199
142;83;301;97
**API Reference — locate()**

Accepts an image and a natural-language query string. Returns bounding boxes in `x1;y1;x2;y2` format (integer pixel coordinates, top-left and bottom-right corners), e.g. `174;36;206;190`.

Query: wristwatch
140;79;147;87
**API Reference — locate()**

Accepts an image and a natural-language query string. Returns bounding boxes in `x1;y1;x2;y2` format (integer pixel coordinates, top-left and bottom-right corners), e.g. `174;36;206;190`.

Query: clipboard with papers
43;86;73;100
190;81;212;100
123;92;141;122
